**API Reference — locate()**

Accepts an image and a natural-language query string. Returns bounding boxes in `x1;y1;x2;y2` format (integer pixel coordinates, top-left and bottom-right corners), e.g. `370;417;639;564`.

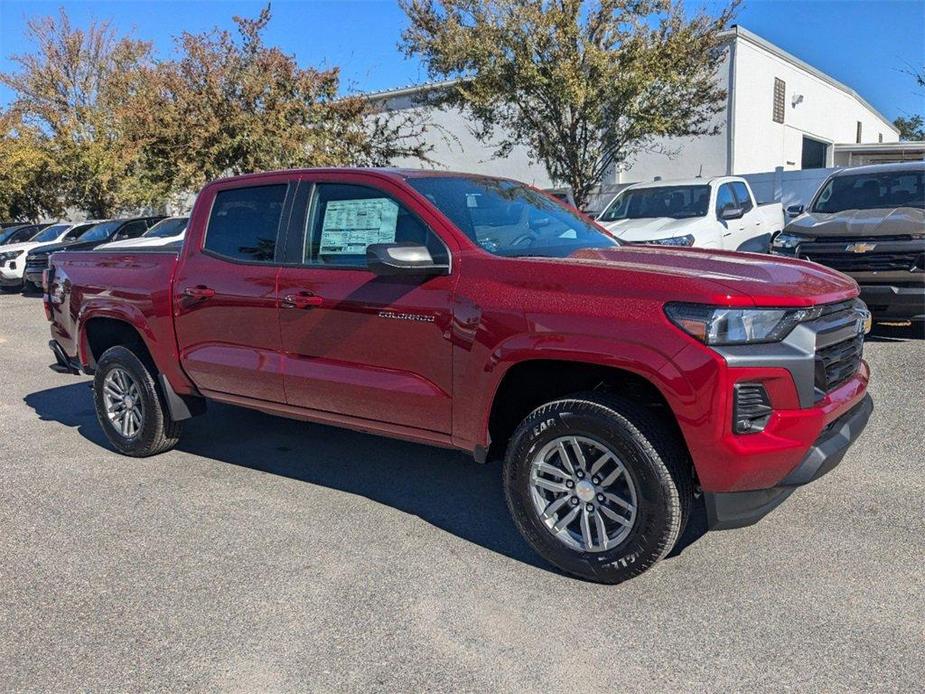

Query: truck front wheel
503;393;691;584
92;346;183;457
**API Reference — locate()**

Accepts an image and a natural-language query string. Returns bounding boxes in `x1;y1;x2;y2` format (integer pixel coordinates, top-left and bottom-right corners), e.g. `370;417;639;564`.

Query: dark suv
771;161;924;324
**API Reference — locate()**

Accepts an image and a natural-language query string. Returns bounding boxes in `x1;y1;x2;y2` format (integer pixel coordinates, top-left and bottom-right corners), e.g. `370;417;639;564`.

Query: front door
174;179;293;402
277;178;455;433
715;182;747;251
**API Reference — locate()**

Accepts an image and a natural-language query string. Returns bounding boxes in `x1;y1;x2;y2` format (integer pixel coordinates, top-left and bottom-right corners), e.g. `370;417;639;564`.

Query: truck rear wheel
503;393;691;584
92;346;183;457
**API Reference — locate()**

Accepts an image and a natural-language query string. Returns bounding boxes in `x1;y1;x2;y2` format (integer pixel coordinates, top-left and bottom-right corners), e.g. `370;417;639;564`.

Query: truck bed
47;249;182;373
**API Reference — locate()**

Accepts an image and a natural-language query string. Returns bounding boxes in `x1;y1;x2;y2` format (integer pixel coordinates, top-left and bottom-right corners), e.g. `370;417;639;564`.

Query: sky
0;0;923;121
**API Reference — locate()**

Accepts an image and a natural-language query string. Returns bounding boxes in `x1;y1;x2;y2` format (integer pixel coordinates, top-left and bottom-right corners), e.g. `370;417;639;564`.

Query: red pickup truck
45;168;873;584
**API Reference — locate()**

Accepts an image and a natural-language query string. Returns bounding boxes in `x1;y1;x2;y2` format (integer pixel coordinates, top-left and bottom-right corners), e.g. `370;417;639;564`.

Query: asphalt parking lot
1;291;923;692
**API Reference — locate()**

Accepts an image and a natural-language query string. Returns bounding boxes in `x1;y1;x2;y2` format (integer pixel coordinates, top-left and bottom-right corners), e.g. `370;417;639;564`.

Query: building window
879;133;883;143
856;121;863;143
773;78;786;123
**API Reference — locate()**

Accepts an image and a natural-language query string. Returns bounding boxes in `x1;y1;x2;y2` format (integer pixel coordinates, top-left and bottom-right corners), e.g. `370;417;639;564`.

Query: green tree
0;10;152;217
123;6;433;201
400;0;738;206
893;114;924;141
0;109;64;221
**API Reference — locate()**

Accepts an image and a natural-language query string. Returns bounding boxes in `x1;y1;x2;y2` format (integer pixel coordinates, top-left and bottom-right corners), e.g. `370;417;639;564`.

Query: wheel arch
81;315;204;421
81;314;157;373
483;358;690;467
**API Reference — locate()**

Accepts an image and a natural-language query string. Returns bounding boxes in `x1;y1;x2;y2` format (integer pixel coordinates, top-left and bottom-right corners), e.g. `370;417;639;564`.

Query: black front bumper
704;394;873;530
859;284;924;322
23;268;45;286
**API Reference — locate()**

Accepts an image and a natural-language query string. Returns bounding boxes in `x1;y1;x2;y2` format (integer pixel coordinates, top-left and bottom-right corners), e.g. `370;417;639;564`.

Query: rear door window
715;184;736;216
118;220;149;239
204;184;288;263
730;182;754;212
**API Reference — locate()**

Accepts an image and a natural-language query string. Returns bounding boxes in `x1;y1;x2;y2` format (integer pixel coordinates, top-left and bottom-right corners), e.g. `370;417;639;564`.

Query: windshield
143;217;188;238
406;177;617;258
598;185;711;222
30;223;69;243
78;220;121;243
1;225;43;244
812;170;924;213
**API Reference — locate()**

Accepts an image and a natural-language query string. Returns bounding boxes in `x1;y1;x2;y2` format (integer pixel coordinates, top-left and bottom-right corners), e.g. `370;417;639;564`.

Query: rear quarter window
204;184;288;262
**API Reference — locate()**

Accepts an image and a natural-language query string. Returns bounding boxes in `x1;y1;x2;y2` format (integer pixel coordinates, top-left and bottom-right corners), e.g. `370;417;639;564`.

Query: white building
369;26;900;192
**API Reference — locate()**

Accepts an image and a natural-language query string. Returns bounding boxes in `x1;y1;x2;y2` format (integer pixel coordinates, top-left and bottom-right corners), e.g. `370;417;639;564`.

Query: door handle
281;292;323;309
183;285;215;299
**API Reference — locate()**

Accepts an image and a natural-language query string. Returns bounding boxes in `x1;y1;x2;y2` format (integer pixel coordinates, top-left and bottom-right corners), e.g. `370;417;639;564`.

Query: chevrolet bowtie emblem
846;242;876;253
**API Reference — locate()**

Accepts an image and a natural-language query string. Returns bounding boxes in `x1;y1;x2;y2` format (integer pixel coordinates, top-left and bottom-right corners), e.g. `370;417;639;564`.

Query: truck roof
624;176;744;189
205;167;516;187
828;161;925;177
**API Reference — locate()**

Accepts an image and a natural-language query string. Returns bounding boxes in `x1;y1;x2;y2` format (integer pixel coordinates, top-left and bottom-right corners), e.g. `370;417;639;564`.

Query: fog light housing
733;383;772;434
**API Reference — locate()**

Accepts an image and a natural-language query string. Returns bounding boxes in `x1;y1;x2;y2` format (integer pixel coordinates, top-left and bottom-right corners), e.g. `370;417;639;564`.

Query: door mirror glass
786;204;804;218
367;243;448;276
720;205;745;221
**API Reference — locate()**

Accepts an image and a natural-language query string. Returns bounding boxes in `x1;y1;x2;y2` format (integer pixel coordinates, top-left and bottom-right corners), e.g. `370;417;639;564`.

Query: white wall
380;95;554;188
731;36;898;175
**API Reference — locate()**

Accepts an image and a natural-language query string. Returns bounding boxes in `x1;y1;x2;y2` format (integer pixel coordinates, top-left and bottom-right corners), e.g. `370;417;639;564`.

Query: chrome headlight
637;234;695;247
664;303;818;345
771;232;811;250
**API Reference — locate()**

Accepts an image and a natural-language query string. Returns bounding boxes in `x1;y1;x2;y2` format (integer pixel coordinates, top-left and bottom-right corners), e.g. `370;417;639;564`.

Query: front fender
453;330;695;451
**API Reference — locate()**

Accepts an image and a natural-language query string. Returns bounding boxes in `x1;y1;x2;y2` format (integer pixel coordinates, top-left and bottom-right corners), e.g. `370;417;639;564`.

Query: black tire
92;346;183;456
22;280;40;294
503;392;692;584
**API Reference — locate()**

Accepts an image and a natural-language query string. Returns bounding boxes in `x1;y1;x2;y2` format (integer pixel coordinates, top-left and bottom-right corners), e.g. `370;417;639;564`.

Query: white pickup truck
596;176;785;252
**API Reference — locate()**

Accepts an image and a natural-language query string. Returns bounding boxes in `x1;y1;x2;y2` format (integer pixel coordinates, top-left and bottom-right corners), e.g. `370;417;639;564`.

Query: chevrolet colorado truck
772;161;924;323
596;176;784;251
44;168;873;584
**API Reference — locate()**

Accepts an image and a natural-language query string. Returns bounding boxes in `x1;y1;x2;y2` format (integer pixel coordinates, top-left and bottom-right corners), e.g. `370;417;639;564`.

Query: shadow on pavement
25;381;708;575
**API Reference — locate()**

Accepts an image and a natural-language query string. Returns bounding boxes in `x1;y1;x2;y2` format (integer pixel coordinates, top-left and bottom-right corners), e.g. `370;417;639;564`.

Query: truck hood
0;240;46;255
787;206;925;238
556;245;858;307
30;238;106;258
599;216;702;241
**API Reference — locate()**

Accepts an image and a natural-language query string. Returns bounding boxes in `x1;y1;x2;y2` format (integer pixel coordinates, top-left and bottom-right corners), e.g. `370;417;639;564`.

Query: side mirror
786;204;804;218
366;243;448;276
719;205;745;221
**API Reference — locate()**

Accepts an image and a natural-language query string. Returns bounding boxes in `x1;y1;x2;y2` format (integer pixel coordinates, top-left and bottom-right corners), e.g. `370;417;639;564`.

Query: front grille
816;299;856;318
815;334;864;393
25;255;50;272
800;251;922;273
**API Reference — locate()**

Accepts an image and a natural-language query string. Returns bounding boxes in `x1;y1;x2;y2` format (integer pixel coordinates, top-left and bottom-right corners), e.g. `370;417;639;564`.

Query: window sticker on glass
319;198;399;255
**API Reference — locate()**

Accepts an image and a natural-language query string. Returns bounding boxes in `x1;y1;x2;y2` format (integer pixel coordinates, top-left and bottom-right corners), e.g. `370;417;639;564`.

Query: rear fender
77;305;197;396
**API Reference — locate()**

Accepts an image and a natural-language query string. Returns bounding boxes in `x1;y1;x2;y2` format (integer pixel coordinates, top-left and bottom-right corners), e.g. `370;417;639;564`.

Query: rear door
276;174;456;433
173;178;294;402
